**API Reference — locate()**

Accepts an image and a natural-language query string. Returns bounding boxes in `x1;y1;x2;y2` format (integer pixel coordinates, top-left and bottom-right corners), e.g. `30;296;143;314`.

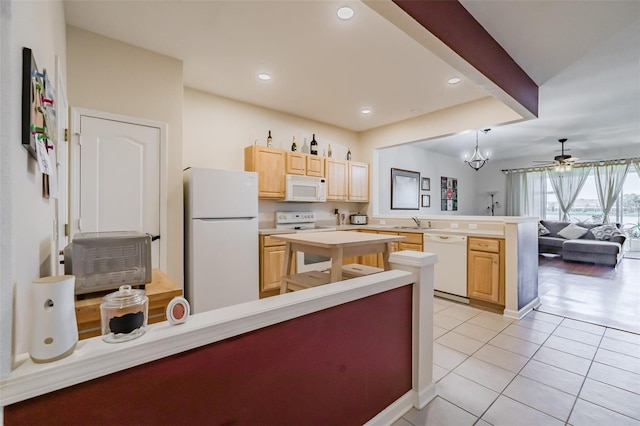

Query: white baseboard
504;297;541;320
364;390;413;426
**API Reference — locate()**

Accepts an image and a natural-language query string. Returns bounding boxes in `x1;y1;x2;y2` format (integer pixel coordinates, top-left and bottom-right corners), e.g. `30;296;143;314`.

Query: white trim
503;296;541;320
69;107;168;270
364;390;413;426
414;382;437;409
1;270;414;406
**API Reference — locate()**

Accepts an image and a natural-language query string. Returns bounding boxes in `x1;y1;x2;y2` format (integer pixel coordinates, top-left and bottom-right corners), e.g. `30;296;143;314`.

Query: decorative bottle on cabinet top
328;144;332;157
301;137;309;153
347;147;352;161
310;134;318;155
291;136;297;151
267;130;273;148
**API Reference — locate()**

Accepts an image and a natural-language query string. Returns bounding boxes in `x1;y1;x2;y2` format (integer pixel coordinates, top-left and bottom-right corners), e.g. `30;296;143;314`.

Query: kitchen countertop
259;225;504;238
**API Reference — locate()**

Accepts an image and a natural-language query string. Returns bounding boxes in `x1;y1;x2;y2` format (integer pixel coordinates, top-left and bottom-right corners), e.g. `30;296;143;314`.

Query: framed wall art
391;168;420;210
421;177;430;191
421;194;431;208
22;47;40;159
440;176;458;211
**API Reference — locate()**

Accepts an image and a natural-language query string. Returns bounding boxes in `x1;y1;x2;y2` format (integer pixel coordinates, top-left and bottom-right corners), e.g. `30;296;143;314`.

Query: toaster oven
64;231;152;295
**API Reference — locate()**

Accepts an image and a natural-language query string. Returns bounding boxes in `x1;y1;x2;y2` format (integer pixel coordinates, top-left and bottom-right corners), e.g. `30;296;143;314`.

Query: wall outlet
468;223;478;229
380;220;386;225
451;223;459;228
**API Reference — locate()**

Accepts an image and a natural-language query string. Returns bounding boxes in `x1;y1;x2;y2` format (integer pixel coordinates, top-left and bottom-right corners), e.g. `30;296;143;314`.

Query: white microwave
285;174;327;202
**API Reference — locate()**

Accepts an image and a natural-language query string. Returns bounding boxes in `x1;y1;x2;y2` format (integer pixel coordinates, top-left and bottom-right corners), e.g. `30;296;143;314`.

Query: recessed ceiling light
258;73;271;81
360;108;372;115
448;77;461;85
337;6;354;20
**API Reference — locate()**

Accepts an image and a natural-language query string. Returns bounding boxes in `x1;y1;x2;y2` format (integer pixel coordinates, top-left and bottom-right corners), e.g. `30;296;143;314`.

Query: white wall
1;0;67;377
66;26;184;287
375;144;481;216
183;88;362;170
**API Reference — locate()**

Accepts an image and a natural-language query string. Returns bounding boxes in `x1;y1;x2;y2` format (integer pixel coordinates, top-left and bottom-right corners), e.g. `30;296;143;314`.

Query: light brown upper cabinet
285;152;325;177
244;145;286;199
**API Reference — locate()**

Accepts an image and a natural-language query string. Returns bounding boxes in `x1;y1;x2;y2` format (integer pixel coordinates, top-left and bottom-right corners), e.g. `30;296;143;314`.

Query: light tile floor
394;298;640;426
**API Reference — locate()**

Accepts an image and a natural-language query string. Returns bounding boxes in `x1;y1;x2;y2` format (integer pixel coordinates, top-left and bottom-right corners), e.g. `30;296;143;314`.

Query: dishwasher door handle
424;234;467;244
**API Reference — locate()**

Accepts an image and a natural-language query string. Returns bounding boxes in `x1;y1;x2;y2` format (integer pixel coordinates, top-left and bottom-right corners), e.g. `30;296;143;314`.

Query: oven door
296;251;332;273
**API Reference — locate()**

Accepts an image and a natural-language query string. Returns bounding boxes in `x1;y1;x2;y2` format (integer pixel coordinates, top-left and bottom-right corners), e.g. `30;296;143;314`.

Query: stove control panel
276;211;316;224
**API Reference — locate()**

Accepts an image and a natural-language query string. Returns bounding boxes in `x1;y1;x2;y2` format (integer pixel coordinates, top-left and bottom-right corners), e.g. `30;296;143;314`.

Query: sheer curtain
547;166;592;221
594;161;630;223
505;170;546;217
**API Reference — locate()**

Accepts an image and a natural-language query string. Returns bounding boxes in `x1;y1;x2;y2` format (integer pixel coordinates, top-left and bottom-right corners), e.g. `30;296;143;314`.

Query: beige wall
1;0;67;376
66;27;184;287
183;88;361;169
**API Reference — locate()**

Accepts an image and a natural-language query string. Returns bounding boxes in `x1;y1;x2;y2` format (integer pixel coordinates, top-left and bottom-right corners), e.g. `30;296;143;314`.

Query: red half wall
5;285;413;425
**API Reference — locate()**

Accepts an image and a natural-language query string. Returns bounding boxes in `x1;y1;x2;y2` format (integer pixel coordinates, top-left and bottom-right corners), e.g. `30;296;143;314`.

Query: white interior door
71;111;162;268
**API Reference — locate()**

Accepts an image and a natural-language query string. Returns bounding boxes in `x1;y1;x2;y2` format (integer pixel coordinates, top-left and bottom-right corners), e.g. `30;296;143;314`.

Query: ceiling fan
533;138;579;169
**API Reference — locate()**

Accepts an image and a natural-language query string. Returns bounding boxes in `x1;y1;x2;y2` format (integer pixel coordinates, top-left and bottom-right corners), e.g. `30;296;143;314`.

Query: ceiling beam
392;0;538;118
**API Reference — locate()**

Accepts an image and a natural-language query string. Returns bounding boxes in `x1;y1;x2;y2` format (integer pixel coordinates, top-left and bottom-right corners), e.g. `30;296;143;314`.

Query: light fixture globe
464;129;490;171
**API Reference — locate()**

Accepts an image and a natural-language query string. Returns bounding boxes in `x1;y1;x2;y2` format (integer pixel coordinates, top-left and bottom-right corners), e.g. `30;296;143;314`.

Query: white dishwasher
423;233;468;301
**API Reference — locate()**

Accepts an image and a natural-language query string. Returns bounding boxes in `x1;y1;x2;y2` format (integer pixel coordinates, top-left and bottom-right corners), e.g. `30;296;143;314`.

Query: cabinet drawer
398;232;423;245
468;237;500;253
399;242;423;252
263;235;286;247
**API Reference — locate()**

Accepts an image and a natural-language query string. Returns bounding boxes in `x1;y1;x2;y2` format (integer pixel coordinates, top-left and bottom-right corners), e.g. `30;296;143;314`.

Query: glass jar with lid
100;285;148;343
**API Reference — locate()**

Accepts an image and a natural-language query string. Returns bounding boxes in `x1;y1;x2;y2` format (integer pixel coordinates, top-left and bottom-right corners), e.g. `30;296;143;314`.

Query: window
543;168;639;224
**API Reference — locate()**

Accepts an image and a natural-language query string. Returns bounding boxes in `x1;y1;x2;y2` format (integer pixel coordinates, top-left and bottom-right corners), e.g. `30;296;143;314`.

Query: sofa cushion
563;240;621;256
539;223;550;236
591;224;624;241
557;223;589;239
539;236;565;249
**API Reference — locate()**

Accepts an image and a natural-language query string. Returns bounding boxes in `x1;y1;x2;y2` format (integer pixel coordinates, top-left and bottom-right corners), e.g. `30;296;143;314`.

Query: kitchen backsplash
258;200;368;228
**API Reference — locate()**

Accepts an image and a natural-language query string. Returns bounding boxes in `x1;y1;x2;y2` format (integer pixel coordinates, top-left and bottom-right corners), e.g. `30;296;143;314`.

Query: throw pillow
591;224;623;241
557;223;589;239
539;223;550;236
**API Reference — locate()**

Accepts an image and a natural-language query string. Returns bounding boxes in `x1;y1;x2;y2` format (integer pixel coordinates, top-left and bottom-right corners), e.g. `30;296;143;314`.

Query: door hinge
64;223;69;237
64;128;68;142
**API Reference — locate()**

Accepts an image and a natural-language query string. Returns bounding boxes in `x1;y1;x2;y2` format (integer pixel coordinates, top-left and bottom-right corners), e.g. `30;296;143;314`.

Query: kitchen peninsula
260;215;539;319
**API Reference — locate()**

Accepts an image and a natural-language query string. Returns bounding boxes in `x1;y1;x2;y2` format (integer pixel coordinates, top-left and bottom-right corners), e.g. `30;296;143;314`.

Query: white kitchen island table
271;231;405;287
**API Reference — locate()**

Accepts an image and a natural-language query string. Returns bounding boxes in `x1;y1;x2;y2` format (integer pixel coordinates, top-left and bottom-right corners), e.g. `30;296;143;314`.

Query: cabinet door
306;155;325;177
245;146;285;199
325;158;349;201
286;152;306;175
349;161;369;202
467;250;500;304
262;245;285;294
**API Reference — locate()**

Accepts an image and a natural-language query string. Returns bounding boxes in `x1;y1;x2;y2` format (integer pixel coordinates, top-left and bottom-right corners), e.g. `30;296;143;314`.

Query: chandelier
464;129;490;171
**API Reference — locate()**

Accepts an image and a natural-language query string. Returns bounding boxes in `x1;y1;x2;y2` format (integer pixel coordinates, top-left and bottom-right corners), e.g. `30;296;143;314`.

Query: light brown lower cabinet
259;235;295;299
467;237;505;307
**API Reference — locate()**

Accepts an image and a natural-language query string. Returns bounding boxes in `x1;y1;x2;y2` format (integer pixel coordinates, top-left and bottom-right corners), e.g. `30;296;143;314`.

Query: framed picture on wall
391;168;420;210
421;177;430;191
421;194;430;207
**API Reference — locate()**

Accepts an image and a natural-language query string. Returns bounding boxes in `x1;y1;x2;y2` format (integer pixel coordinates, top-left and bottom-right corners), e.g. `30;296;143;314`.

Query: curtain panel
546;166;592;221
505;170;545;217
594;161;630;223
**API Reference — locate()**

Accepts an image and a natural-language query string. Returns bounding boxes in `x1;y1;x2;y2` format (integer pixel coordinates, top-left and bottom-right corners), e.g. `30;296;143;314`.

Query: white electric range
275;211;335;272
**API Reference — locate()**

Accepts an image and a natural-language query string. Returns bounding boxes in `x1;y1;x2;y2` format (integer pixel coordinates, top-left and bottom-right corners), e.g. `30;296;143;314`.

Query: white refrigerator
184;168;259;313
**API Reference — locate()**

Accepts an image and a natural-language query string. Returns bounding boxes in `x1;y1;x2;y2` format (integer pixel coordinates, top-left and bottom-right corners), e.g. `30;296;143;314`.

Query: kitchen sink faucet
411;217;421;228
